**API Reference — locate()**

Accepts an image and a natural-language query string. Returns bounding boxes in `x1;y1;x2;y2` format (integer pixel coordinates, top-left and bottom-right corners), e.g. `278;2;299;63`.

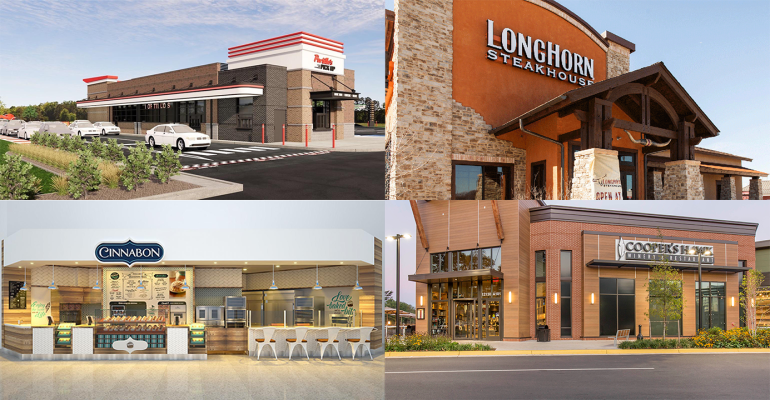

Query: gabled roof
491;62;719;139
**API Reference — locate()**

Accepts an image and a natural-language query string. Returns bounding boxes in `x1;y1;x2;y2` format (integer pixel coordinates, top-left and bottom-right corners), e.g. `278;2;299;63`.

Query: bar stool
255;327;278;360
347;327;375;360
287;327;310;360
316;327;341;360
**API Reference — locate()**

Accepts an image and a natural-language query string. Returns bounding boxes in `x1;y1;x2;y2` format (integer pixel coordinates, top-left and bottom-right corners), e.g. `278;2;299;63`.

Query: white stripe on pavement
223;148;252;153
186;151;219;156
205;150;235;154
385;368;655;374
247;146;279;151
234;147;266;151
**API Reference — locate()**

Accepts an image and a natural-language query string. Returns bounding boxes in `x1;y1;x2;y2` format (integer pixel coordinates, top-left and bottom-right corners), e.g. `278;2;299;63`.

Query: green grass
0;140;56;194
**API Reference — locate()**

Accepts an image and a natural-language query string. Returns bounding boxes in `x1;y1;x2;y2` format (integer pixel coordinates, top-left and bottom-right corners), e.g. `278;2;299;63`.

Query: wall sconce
508;291;512;304
731;297;735;307
554;293;558;304
591;293;595;305
420;295;424;306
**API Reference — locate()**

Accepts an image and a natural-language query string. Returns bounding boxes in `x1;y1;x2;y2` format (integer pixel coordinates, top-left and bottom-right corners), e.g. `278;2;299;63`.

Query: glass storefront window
431;253;447;273
696;281;726;331
453;164;512;200
599;278;636;336
431;301;448;336
453;281;477;299
536;251;546;278
431;283;439;301
536;282;546;327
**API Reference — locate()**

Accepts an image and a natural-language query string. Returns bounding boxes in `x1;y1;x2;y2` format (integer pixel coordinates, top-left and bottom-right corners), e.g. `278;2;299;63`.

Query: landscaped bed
385;333;495;352
0;140;55;194
618;327;770;349
37;176;199;200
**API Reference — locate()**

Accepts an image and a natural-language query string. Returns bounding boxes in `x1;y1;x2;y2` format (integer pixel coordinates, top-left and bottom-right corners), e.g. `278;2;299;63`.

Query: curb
384;348;770;358
136;173;243;200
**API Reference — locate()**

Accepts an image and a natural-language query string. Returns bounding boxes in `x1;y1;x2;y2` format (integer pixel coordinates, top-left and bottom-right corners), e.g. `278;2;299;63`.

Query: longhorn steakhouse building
385;0;767;200
409;201;757;341
77;32;358;143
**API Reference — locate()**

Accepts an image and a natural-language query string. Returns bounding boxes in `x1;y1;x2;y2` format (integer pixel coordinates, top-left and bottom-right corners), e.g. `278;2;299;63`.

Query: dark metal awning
310;90;359;101
587;259;749;273
408;269;504;284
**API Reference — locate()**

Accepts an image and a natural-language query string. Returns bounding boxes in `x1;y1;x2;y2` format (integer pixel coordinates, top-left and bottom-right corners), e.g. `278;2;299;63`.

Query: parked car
68;120;99;137
145;123;210;151
18;121;42;140
40;121;73;136
93;121;121;136
1;119;24;136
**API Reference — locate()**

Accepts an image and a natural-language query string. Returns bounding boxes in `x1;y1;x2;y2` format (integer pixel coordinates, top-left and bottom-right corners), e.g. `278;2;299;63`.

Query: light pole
689;246;712;333
387;233;411;338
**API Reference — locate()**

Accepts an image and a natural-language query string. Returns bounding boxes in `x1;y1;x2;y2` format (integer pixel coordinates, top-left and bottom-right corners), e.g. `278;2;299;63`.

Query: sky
0;0;384;106
384;200;770;307
385;0;770;187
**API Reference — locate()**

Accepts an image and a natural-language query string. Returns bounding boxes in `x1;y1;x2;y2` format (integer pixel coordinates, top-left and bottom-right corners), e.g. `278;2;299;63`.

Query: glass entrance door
312;100;330;130
618;152;637;200
454;300;476;340
696;282;726;331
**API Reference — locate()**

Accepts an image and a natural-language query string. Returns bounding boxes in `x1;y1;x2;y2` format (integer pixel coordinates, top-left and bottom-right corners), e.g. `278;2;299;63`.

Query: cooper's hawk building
385;0;766;200
409;201;757;341
77;32;358;143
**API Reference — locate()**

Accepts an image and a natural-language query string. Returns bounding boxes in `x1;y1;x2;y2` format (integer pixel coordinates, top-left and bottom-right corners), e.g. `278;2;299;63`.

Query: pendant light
269;264;278;290
48;264;57;290
353;264;363;290
20;267;28;291
92;265;101;290
313;264;322;290
182;265;190;290
137;265;145;290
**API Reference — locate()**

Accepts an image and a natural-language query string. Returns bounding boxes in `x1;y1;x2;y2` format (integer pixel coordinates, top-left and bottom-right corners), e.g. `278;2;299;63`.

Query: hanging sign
95;240;164;266
616;238;714;264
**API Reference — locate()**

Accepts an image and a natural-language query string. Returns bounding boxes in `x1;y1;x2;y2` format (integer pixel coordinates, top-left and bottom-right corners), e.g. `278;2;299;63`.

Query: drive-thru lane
385;354;770;400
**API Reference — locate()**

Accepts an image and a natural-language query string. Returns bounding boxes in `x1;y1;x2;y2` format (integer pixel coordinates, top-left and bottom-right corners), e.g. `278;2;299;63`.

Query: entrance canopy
310;90;360;101
77;84;264;109
586;259;749;273
491;62;719;162
408;269;504;284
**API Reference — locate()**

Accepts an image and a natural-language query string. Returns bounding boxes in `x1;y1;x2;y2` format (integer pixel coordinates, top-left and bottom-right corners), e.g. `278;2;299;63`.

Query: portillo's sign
95;240;164;266
616;239;714;264
485;20;595;86
313;54;336;72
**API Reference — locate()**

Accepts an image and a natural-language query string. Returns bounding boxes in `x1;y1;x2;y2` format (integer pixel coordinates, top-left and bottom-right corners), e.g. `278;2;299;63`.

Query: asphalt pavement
385;354;770;399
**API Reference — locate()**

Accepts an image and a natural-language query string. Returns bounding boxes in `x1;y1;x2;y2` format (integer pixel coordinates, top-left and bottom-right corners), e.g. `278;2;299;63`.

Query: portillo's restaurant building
385;0;767;200
409;201;757;341
77;32;358;143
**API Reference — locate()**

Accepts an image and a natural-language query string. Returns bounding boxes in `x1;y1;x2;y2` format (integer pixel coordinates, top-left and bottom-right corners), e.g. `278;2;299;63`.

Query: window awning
586;259;749;273
310;90;359;101
77;84;264;108
408;269;504;284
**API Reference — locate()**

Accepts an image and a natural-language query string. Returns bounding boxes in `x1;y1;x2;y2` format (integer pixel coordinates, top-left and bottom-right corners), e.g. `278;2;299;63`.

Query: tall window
560;251;572;337
431;253;447;273
599;278;635;336
737;264;746;328
429;247;501;273
696;281;726;331
237;97;254;130
649;280;682;336
453;163;512;200
430;283;448;336
535;250;546;327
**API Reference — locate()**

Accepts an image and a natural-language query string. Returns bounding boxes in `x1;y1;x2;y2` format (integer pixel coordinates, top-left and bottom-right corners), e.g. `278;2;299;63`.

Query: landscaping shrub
89;137;105;159
51;175;68;196
104;138;125;163
154;144;181;183
385;333;495;352
10;142;78;171
101;162;121;189
66;150;101;199
30;132;41;145
59;135;73;152
121;141;153;191
0;153;41;199
69;136;85;152
618;327;770;350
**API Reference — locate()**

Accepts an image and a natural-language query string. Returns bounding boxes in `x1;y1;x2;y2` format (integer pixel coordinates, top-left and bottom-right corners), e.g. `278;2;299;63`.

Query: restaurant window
531;161;546;199
431;247;501;273
237;97;254;129
535;250;546;327
737;269;746;327
452;280;477;299
431;253;447;273
480;247;502;271
453;163;512;200
560;250;572;338
430;283;448;336
696;281;726;331
618;151;637;200
599;278;635;336
649;280;682;336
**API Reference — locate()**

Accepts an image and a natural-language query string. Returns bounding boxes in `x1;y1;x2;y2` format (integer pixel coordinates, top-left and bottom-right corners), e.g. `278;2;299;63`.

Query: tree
645;261;685;340
22;106;38;121
154;144;181;183
0;153;41;199
67;150;101;199
385;299;415;313
121;141;153;190
740;269;765;336
59;109;71;122
0;99;7;115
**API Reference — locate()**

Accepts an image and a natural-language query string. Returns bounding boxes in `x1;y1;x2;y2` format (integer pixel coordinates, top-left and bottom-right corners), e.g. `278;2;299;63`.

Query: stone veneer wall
606;41;630;79
720;176;738;200
662;160;705;200
749;178;761;200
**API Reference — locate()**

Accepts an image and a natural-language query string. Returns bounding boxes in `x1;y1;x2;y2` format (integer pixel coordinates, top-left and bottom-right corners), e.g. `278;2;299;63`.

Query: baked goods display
99;316;165;323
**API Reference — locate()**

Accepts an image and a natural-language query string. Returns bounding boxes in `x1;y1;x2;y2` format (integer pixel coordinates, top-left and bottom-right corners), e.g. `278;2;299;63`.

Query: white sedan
68;120;100;137
19;121;42;140
40;122;73;136
145;124;210;151
94;121;121;136
1;119;24;136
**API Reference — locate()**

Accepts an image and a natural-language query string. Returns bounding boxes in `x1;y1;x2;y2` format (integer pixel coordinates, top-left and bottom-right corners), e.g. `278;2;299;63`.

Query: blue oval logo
95;240;164;266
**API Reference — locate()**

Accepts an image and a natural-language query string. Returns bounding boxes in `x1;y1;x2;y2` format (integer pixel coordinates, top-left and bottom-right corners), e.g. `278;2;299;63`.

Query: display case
95;316;167;349
189;323;205;348
55;323;75;348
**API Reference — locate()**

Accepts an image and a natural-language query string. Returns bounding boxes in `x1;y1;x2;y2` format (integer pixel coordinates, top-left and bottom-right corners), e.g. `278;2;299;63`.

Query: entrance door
274;109;286;142
618;151;637;200
188;114;202;131
453;300;476;340
312;100;330;130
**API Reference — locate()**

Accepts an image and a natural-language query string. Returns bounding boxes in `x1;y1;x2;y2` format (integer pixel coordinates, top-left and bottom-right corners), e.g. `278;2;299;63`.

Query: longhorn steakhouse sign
616;238;714;264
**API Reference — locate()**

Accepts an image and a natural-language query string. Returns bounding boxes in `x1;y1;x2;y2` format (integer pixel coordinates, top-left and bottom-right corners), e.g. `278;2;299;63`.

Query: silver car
94;121;121;135
0;120;11;135
19;121;43;140
2;120;25;136
40;121;73;136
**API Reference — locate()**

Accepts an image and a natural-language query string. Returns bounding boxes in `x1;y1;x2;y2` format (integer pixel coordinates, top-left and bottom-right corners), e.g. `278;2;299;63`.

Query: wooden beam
602;105;614;149
558;129;581;143
580;121;588;149
409;200;429;250
645;72;661;87
573;109;587;122
613;118;678;139
491;200;504;241
602;117;616;131
642;144;671;155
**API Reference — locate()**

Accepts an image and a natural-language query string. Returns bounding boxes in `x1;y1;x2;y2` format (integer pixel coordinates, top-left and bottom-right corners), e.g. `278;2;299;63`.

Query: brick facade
218;65;287;142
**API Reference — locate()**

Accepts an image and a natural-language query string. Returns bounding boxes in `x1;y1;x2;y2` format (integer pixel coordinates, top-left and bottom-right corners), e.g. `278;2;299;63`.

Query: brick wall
105;64;220;97
218;64;287;142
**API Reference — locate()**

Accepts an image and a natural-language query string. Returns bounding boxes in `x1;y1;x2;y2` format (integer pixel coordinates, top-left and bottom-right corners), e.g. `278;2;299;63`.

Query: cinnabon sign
313;54;336;72
485;19;595;86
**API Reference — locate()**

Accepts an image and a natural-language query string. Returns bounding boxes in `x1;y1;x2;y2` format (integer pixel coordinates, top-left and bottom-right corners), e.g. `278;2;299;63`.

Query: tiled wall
194;288;242;307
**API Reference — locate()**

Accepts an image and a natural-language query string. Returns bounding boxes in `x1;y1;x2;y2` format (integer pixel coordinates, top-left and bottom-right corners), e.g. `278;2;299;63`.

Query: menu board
106;269;192;312
9;281;26;309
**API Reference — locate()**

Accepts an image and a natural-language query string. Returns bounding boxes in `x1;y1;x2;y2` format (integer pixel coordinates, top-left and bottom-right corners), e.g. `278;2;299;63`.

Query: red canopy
0;114;15;120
